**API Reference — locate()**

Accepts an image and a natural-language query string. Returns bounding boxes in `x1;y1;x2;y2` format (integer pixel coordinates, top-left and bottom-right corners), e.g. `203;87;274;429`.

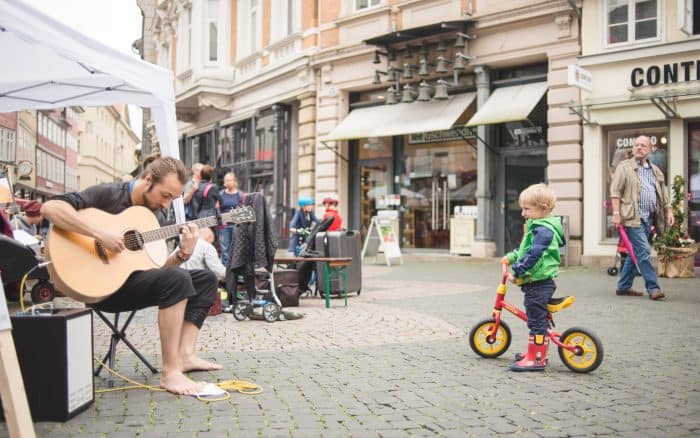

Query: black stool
91;309;158;376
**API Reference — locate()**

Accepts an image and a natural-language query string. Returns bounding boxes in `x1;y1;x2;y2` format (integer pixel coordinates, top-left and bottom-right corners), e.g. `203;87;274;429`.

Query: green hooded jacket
506;216;565;283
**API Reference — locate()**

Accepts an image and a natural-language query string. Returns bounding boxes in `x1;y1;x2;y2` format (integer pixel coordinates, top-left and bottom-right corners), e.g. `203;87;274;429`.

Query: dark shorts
93;267;217;329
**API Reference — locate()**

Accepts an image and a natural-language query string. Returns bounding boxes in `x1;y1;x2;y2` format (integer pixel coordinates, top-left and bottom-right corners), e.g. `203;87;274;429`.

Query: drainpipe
474;65;495;246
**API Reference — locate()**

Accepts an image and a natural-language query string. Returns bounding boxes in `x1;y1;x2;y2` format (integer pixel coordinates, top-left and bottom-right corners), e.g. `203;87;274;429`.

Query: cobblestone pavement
2;260;699;437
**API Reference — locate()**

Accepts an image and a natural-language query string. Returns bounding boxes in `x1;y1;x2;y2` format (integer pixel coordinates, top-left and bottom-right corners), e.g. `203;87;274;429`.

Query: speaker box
1;308;94;422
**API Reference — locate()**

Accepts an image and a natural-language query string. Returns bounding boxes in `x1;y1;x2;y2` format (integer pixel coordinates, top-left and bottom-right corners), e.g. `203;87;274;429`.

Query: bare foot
181;355;223;372
160;369;206;395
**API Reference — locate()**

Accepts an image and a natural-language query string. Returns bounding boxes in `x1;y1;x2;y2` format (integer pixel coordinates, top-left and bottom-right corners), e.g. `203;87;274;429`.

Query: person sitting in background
218;172;243;266
12;200;43;239
179;228;227;281
322;194;342;231
288;196;317;253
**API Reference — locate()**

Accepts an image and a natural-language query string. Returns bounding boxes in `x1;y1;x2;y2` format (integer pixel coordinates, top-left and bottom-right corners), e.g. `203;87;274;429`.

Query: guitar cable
18;264;262;402
18;261;52;314
93;356;263;402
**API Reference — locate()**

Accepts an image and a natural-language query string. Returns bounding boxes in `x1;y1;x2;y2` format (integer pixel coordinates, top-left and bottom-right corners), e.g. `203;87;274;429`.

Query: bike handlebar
501;263;508;284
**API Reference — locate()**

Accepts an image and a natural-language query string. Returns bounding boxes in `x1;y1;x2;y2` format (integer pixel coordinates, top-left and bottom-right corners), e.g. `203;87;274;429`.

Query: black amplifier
0;308;94;422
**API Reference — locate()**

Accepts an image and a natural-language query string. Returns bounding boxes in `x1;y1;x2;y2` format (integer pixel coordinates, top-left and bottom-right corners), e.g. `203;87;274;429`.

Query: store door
359;159;392;241
689;122;700;266
499;149;547;253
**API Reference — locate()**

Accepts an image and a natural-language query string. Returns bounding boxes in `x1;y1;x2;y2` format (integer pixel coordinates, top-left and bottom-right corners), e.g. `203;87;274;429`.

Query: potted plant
653;175;697;278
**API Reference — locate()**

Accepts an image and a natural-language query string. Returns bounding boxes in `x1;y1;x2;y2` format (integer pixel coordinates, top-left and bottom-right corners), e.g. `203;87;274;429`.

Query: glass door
502;151;547;253
689;123;700;266
359;159;392;241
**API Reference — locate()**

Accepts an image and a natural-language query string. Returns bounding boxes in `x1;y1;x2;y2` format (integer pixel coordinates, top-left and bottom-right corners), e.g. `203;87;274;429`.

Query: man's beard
142;185;160;211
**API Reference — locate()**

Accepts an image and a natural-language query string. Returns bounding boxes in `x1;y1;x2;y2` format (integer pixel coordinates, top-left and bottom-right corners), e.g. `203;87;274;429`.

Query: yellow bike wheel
557;327;604;373
468;318;511;358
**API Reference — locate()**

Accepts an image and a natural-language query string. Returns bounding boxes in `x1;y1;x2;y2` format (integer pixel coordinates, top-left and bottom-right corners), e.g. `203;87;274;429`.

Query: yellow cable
19;271;29;313
92;357;261;401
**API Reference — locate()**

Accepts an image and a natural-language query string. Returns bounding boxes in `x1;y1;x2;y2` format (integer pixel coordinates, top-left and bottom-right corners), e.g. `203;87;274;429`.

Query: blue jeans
219;225;234;267
522;279;556;335
616;218;660;294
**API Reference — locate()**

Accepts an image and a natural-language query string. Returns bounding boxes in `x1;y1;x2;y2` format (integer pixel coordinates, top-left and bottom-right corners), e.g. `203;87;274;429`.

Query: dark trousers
522;279;556;335
94;267;217;329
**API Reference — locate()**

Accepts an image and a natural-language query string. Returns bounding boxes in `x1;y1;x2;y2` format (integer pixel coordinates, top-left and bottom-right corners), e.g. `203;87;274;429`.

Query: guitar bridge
95;241;109;264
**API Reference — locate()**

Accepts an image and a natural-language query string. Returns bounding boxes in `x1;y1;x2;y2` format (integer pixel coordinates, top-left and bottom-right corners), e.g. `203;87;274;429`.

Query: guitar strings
115;207;252;246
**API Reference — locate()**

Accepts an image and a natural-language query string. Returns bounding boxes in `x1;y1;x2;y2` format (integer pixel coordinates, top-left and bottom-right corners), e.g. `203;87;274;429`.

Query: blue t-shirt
219;191;242;213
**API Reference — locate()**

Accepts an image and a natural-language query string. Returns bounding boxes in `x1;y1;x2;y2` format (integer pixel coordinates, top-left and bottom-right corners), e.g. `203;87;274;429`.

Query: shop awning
466;82;548;127
322;92;476;141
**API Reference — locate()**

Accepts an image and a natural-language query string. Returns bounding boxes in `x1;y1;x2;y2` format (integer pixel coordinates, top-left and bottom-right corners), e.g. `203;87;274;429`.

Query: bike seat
547;295;575;313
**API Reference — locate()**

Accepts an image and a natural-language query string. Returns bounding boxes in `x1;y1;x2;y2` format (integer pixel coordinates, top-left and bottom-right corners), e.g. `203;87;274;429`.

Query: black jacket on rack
226;191;277;274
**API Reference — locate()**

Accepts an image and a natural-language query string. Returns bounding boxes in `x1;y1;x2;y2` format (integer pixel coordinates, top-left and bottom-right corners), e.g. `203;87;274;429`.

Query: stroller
0;235;55;303
607;224;654;276
296;216;335;294
229;269;283;323
607;237;629;276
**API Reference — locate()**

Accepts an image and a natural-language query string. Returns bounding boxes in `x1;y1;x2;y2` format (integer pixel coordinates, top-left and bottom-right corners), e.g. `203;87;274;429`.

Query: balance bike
468;265;604;373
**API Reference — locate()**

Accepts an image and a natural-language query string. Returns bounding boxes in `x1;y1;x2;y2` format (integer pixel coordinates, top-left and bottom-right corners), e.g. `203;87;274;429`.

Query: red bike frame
489;265;578;354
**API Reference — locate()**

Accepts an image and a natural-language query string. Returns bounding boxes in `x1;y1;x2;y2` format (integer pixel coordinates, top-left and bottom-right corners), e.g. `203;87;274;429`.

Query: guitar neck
141;216;219;243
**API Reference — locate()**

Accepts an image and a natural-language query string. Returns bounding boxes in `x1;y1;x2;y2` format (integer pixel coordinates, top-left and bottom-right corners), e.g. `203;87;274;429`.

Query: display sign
567;64;593;92
408;127;476;144
630;60;700;88
361;215;403;266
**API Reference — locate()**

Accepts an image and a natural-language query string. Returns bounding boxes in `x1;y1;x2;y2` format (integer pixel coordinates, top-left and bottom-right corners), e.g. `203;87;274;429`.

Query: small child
501;183;565;372
322;194;342;231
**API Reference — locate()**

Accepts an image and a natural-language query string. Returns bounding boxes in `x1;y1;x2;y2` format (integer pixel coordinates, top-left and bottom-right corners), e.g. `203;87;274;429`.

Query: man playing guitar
41;154;221;396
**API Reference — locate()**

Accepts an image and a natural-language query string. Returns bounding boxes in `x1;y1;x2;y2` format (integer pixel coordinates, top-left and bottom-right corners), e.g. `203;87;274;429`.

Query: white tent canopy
0;0;179;158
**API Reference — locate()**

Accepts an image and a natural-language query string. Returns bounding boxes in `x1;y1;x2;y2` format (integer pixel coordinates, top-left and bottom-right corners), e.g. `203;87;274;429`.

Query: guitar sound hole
123;230;145;251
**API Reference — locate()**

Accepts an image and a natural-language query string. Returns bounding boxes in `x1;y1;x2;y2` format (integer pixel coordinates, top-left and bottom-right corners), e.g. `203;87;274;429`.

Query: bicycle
468;265;604;373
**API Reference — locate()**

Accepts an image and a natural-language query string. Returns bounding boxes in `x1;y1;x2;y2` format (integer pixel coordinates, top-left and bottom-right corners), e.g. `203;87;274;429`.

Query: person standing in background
183;163;203;221
218;171;243;266
610;135;673;301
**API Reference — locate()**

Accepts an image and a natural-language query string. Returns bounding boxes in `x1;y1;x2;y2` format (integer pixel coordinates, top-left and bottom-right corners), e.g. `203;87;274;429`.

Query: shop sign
567;64;593;92
630;60;700;88
408;127;476;144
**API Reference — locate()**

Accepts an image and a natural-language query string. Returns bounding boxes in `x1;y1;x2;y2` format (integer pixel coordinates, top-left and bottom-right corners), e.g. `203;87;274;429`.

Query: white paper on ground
192;383;227;398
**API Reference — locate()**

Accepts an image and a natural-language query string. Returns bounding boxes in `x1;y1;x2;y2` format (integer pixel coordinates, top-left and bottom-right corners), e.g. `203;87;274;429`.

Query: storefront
325;72;551;253
180;104;294;244
578;49;700;265
315;3;582;258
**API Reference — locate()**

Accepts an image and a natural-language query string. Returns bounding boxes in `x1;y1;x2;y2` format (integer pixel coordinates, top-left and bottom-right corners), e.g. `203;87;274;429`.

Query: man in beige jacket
610;135;674;301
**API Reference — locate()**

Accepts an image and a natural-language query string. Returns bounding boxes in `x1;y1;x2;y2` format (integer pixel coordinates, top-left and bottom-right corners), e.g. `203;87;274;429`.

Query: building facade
144;0;584;258
77;105;141;189
577;0;700;266
315;0;583;260
151;0;318;244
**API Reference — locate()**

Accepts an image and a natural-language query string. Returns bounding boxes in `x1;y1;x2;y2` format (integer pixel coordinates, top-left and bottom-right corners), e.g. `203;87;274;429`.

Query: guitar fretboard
140;216;220;243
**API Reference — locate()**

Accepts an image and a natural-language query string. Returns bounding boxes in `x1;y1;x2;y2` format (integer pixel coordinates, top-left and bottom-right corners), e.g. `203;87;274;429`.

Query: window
250;0;259;53
159;43;170;69
606;0;660;45
272;0;299;41
208;0;219;62
603;125;668;240
356;0;381;10
178;7;192;69
0;127;16;163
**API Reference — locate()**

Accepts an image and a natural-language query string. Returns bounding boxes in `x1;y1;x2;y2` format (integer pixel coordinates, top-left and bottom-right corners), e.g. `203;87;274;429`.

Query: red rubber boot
509;334;548;372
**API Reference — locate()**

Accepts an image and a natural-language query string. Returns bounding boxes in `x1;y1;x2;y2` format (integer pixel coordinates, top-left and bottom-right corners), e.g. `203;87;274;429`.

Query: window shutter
236;0;250;59
679;0;694;35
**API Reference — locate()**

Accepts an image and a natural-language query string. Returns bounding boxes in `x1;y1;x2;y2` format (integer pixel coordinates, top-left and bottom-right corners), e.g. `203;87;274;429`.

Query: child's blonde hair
519;183;556;213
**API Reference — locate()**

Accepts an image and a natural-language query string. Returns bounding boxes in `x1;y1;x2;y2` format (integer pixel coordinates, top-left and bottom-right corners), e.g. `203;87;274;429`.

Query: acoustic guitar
45;205;256;303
